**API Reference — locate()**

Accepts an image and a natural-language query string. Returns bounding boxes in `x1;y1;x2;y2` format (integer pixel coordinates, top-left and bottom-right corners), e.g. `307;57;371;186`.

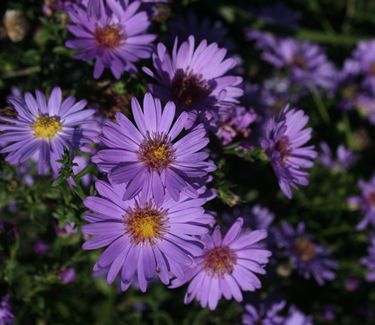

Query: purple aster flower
66;0;156;79
319;142;358;171
272;222;338;285
55;222;77;237
261;106;317;198
285;305;313;325
171;218;271;310
215;106;257;145
0;295;14;325
361;236;375;282
248;32;336;91
242;300;286;325
33;239;51;256
348;175;375;230
143;36;243;128
82;179;215;292
256;2;301;29
58;267;77;283
92;93;215;204
0;87;98;175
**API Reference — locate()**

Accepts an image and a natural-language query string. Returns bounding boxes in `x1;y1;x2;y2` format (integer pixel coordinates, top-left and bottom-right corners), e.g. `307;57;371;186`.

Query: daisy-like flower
143;36;243;128
261;106;317;198
66;0;155;79
248;32;336;91
272;222;338;285
348;175;375;230
171;218;271;310
361;236;375;282
319;142;357;172
0;87;98;175
82;180;215;292
92;93;215;204
242;300;286;325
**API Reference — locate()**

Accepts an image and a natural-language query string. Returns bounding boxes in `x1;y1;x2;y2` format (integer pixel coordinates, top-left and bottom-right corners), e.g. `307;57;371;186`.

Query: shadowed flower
361;236;375;282
272;222;338;285
82;180;215;292
0;295;14;325
0;87;98;175
256;2;301;29
242;300;286;325
348;175;375;230
92;93;215;204
171;218;271;310
261;106;317;198
66;1;155;78
319;142;358;171
143;36;243;128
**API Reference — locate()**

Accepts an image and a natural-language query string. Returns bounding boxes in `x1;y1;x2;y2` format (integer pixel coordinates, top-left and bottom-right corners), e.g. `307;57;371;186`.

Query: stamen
291;54;306;70
203;247;237;277
294;237;317;262
275;136;292;161
94;25;122;49
31;115;62;139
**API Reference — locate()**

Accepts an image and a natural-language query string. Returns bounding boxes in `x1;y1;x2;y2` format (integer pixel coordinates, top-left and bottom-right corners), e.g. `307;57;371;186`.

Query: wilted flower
93;93;215;204
171;218;271;310
2;10;29;42
242;300;286;325
144;36;243;128
82;180;215;292
272;222;338;285
261;106;317;198
361;236;375;282
0;87;98;175
66;1;155;78
348;175;375;230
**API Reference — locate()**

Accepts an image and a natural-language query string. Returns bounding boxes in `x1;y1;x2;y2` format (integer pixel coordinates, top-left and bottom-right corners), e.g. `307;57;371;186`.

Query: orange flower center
294;237;317;262
94;25;122;49
203;247;237;277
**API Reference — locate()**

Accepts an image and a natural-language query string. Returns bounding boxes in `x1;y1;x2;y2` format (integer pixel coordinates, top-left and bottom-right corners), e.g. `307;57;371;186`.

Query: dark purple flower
215;106;257;145
0;295;14;325
361;236;375;282
348;175;375;230
345;276;360;291
322;304;336;322
82;180;215;292
143;36;243;128
0;87;98;175
92;93;215;204
242;300;286;325
285;305;313;325
319;142;358;171
33;239;51;256
256;2;301;29
261;106;317;198
248;32;336;91
66;1;155;79
58;267;77;283
171;218;271;310
272;222;338;285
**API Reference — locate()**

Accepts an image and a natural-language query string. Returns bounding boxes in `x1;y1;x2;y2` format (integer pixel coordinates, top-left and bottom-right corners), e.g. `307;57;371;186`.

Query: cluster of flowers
3;0;375;322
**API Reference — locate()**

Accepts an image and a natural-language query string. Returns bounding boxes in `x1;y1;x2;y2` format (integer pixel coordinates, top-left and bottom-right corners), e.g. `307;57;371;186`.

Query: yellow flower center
32;115;62;139
94;25;122;49
125;205;167;244
203;247;237;277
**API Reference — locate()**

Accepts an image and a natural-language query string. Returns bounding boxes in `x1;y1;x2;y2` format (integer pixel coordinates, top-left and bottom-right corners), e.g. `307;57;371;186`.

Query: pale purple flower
361;236;375;282
58;267;77;283
319;142;358;171
215;106;257;145
55;222;77;237
348;175;375;230
82;180;215;292
0;87;98;175
248;32;336;91
261;106;317;198
143;36;243;128
171;218;271;310
66;1;155;79
92;93;215;204
0;295;14;325
285;305;313;325
242;300;286;325
272;222;338;285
